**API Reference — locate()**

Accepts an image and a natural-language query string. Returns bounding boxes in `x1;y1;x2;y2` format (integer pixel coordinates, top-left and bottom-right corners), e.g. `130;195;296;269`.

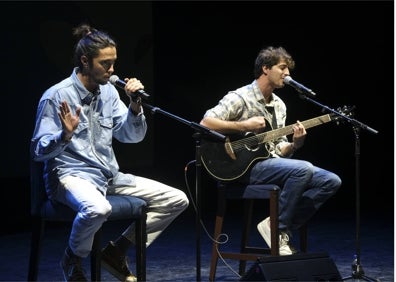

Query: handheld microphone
109;75;150;99
284;76;316;97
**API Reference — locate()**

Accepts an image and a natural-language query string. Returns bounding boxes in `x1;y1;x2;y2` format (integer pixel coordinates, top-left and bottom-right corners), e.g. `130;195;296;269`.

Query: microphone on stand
284;76;316;97
109;75;150;100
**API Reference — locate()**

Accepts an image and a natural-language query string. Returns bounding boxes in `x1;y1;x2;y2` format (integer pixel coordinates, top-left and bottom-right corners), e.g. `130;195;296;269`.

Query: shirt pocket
69;122;90;151
95;117;113;146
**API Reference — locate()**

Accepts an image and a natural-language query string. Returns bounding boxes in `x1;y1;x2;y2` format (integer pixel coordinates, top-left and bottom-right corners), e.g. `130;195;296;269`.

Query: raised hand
58;101;81;141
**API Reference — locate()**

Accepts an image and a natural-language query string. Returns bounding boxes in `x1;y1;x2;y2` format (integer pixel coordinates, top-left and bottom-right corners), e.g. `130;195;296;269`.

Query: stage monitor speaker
241;252;342;281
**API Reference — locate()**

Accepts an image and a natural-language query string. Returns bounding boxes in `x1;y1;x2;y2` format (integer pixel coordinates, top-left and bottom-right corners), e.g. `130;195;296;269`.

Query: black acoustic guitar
200;107;352;182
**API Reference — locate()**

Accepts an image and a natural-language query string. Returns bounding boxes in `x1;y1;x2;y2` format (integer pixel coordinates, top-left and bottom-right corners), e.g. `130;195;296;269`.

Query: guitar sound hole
243;132;260;152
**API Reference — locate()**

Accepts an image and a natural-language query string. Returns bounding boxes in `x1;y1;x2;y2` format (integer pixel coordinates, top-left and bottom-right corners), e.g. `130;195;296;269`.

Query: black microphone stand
141;101;226;281
296;93;379;282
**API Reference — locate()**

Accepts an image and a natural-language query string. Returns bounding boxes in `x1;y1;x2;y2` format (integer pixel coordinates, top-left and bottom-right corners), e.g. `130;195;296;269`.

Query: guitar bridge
224;137;236;160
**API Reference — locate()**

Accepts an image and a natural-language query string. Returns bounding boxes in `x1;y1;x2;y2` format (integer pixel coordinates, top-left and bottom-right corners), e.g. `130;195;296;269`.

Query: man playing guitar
200;46;342;255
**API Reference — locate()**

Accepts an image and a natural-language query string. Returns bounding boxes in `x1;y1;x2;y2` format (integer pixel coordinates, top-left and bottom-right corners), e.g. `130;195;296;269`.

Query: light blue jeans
247;157;341;232
55;175;189;257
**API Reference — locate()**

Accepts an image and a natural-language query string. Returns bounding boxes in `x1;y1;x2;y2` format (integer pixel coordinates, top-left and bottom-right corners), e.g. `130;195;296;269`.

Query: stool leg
209;215;225;281
270;190;279;256
299;224;308;252
135;209;147;282
209;186;227;282
239;200;254;275
27;217;44;281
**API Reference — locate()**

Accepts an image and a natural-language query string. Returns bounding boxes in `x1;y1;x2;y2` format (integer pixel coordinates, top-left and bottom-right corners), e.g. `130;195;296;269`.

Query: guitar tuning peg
334;105;356;126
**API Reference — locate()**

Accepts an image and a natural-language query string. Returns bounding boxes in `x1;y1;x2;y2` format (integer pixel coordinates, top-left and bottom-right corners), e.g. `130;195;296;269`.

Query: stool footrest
241;247;272;254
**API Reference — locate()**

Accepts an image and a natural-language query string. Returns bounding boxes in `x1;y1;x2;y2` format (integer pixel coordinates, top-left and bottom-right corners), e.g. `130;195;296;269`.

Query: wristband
61;131;73;143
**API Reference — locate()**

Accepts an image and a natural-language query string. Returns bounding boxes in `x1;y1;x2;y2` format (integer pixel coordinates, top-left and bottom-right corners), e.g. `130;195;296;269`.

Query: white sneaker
279;232;293;256
257;217;293;256
257;217;271;247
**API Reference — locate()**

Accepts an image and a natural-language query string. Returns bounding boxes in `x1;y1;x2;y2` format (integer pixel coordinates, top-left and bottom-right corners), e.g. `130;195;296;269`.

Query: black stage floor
0;207;393;282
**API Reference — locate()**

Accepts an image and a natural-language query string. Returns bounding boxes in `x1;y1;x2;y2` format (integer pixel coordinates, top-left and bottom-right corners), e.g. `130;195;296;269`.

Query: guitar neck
259;114;332;143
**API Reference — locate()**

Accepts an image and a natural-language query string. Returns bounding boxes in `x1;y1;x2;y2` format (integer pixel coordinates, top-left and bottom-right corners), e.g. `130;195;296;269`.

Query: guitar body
200;132;271;182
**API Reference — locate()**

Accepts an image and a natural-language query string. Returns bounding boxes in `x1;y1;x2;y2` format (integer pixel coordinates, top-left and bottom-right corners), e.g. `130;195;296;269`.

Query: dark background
1;1;393;234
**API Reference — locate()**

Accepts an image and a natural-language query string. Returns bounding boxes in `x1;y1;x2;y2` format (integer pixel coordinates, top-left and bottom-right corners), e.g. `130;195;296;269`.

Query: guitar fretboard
231;114;332;150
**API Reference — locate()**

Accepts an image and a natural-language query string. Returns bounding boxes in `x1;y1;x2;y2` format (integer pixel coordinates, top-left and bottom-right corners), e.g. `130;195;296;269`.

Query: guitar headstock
330;105;355;125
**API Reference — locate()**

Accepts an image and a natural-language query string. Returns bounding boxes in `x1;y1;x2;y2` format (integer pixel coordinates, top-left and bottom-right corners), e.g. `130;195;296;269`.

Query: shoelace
279;233;290;247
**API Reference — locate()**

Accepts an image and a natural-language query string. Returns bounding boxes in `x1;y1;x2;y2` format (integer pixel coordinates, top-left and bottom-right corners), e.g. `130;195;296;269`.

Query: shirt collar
252;80;280;107
71;67;100;105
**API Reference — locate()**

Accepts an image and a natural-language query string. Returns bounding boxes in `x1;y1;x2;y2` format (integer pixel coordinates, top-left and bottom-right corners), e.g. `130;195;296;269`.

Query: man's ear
262;65;268;75
81;55;89;68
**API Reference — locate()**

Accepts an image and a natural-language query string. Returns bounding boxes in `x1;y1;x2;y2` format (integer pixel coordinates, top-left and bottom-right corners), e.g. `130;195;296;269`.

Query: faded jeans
247;157;342;232
55;175;189;257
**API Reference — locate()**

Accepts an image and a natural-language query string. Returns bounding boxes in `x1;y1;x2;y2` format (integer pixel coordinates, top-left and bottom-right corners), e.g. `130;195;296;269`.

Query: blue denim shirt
31;68;147;195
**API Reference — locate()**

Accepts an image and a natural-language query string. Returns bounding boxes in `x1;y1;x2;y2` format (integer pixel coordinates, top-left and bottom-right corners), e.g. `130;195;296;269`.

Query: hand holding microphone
109;75;150;100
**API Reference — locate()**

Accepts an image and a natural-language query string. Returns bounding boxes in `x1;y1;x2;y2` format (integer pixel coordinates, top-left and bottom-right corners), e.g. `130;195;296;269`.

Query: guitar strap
265;105;278;129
